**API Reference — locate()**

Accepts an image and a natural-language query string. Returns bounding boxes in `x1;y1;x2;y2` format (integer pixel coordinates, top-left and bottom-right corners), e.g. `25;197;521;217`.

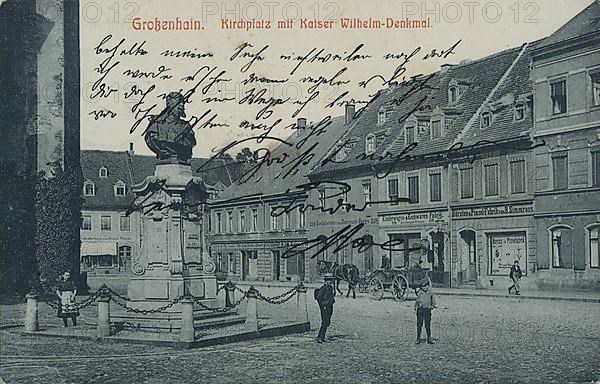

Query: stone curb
20;322;311;349
233;281;600;303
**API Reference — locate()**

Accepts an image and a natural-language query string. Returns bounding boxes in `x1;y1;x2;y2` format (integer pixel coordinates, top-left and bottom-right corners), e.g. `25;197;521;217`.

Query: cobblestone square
2;289;599;384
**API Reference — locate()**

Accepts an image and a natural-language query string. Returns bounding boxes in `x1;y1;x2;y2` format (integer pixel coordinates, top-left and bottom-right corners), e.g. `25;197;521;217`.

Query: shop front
379;209;450;287
451;202;535;288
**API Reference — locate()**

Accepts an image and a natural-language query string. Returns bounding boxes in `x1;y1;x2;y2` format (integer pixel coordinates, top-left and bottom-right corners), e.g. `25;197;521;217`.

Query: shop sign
489;232;527;276
309;217;378;228
453;204;533;219
380;211;448;226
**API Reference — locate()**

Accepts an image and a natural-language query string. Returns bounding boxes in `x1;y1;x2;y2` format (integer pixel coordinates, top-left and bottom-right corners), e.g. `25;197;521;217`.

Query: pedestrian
381;254;391;270
56;271;79;327
415;280;436;345
508;260;523;295
315;273;335;343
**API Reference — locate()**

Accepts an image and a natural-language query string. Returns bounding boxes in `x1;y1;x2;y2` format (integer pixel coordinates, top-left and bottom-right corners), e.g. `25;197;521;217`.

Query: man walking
316;273;335;343
508;260;523;295
415;281;436;345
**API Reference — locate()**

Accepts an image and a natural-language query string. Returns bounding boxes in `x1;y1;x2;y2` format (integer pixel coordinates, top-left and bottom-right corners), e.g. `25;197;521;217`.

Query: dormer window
114;180;126;196
405;125;416;144
430;107;444;139
377;108;386;125
448;79;461;104
99;167;108;178
481;111;493;128
365;134;376;154
83;180;95;196
335;146;347;162
514;103;525;121
431;120;442;139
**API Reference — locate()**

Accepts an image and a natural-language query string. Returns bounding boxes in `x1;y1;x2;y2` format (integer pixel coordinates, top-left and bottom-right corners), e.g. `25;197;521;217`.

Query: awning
81;242;117;256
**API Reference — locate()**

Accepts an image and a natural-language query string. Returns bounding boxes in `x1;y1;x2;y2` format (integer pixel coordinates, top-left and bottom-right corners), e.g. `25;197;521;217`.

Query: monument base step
110;308;244;330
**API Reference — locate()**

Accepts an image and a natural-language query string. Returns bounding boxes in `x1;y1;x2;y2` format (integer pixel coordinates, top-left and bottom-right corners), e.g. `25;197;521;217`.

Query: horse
317;260;360;298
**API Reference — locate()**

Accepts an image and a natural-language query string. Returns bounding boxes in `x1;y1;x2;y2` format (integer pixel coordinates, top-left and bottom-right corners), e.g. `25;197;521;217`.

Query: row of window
550;226;600;269
83;180;126;197
81;215;130;231
214;207;307;234
459;160;526;199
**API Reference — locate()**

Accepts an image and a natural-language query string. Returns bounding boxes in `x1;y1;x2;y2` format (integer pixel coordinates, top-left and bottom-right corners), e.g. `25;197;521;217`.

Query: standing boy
508;260;523;295
316;273;335;343
415;281;436;344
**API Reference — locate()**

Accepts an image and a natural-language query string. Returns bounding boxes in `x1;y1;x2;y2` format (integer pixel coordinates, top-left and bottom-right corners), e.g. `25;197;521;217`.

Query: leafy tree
34;162;83;291
235;147;256;163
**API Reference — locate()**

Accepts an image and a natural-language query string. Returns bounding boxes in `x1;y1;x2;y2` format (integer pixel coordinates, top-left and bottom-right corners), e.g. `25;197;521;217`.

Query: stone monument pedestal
118;160;221;328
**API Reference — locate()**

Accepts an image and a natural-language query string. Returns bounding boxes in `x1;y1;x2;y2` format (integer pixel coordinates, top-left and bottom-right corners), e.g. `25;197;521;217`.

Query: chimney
345;104;355;125
128;142;134;154
440;63;454;73
297;117;307;129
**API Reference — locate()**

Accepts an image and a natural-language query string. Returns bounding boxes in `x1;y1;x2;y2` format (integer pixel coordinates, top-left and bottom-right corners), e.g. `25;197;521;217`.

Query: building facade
209;116;347;282
531;1;600;290
308;43;538;288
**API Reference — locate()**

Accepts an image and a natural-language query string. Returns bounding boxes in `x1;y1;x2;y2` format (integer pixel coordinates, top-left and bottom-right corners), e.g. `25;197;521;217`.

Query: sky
77;0;594;158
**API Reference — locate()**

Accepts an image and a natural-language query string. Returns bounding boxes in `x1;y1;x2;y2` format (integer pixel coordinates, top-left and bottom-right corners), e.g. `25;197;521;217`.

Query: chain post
180;296;195;342
245;286;258;332
24;292;39;332
97;290;111;337
224;281;236;308
295;282;308;323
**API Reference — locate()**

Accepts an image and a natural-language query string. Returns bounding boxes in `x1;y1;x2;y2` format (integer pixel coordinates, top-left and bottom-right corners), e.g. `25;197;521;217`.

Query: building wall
210;195;310;282
532;33;600;289
80;209;141;275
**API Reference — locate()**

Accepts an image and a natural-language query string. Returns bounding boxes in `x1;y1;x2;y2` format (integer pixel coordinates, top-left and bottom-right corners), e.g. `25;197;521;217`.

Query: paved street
2;287;600;384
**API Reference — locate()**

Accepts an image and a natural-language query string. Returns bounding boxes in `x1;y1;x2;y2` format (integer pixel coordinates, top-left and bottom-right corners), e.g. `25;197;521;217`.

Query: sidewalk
231;280;600;303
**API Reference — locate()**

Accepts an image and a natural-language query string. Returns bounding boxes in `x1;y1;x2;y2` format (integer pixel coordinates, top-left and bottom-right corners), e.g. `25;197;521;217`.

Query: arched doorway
458;229;477;284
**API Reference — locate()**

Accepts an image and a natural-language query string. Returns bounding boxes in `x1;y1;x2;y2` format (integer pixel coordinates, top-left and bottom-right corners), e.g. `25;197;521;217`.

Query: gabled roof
81;150;135;209
217;116;347;200
81;150;241;209
311;45;525;176
535;1;600;51
457;44;534;146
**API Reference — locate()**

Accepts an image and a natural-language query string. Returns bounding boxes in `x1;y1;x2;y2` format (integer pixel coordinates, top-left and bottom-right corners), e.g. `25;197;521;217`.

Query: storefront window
551;226;573;269
589;227;599;268
489;232;526;276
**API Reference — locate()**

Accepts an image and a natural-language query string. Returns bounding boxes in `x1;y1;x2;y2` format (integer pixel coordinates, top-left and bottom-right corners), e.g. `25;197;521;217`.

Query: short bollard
97;296;111;337
296;283;308;323
24;293;39;332
224;281;236;308
245;286;258;332
180;297;195;342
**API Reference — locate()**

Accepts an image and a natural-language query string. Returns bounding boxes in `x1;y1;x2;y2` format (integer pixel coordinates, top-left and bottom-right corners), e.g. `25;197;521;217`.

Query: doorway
388;233;421;268
459;229;477;283
272;250;280;281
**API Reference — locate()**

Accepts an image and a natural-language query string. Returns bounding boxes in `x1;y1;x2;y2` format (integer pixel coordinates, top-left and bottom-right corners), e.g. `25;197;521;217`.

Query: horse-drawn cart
367;266;432;301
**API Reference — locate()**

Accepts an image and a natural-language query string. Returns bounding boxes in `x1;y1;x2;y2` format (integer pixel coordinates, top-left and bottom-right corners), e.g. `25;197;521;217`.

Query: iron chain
254;285;300;304
192;292;247;313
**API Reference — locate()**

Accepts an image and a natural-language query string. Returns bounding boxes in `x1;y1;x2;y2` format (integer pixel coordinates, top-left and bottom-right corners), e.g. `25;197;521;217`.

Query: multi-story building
308;43;539;288
80;146;238;277
209;116;347;282
531;1;600;290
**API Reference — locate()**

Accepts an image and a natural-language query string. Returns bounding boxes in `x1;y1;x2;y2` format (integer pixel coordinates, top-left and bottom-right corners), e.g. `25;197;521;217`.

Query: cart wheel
368;278;384;300
392;275;409;302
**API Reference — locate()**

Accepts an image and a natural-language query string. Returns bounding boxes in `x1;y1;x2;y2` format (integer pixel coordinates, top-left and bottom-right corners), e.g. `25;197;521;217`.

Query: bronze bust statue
144;92;196;162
